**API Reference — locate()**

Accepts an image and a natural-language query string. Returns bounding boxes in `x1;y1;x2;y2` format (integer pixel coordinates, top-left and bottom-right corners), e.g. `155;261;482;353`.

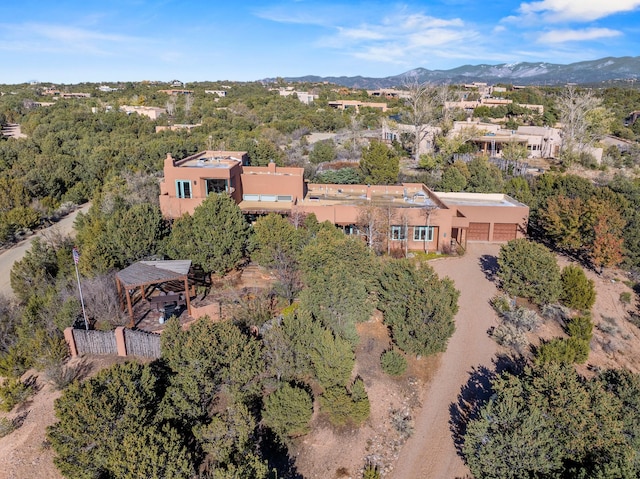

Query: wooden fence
65;327;161;359
124;329;161;358
71;329;117;356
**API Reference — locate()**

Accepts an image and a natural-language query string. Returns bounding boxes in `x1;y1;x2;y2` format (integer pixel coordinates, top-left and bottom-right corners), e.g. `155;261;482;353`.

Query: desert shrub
598;316;620;336
0;417;16;438
390;408;414;439
490;322;528;351
490;294;513;315
566;314;593;342
380;348;407;376
541;303;571;323
362;461;381;479
0;377;33;412
620;291;632;305
44;360;87;390
503;307;541;332
536;337;589;364
262;383;313;443
560;265;596;311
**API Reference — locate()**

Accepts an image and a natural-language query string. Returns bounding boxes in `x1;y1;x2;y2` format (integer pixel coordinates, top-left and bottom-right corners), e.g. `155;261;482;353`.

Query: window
344;224;359;236
205;178;227;195
414;226;434;242
176;180;191;199
390;225;406;240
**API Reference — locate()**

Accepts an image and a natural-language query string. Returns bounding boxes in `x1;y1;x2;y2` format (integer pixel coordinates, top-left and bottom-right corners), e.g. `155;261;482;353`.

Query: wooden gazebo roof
115;260;192;326
116;260;192;288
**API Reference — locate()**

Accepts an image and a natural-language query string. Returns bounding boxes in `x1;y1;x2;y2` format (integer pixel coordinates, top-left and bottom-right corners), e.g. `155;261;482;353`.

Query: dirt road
0;204;91;298
391;243;501;479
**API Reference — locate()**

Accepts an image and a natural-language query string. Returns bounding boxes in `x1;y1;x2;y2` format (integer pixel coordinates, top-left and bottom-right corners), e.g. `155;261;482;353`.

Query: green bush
567;314;593;342
362;461;381;479
349;378;370;425
536;337;589;365
497;239;562;305
262;383;313;443
490;294;513;315
320;386;354;426
0;417;16;438
620;291;632;305
380;348;407;376
0;377;33;412
320;381;370;427
560;265;596;311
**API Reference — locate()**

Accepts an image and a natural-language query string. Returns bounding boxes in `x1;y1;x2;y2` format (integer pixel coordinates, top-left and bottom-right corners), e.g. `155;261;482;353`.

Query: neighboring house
159;150;529;253
381;120;441;157
367;88;410;99
98;85;119;92
158;89;193;95
120;105;166;120
327;100;388;112
450;121;603;162
277;89;318;105
205;90;227;97
155;124;202;132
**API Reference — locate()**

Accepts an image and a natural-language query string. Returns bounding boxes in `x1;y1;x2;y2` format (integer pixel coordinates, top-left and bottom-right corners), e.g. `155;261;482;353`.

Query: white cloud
518;0;640;22
0;22;151;55
537;27;622;43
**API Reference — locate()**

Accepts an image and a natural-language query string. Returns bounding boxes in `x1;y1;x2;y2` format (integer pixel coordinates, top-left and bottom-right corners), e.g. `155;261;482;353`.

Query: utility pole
72;247;89;330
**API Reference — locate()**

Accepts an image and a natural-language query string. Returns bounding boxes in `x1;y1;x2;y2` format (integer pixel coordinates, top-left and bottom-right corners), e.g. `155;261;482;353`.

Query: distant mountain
271;56;640;88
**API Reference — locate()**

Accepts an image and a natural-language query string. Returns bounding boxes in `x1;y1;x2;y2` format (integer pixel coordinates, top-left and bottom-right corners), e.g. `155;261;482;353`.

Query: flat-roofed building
159;151;529;253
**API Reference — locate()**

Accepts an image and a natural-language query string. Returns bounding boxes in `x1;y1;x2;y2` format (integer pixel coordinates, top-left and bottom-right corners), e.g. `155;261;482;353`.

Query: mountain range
273;56;640;88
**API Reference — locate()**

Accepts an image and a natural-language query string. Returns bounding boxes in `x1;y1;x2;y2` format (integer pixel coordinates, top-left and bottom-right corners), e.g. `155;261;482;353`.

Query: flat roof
175;151;245;168
299;184;439;208
435;192;527;208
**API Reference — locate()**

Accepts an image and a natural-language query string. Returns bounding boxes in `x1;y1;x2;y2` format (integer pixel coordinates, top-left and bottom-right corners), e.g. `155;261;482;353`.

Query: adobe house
159;150;529;252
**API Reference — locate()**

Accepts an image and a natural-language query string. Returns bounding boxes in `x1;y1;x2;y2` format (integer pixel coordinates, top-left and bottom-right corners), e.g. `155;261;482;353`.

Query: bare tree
557;86;601;158
357;203;389;255
184;93;194;117
166;96;177;117
402;80;450;162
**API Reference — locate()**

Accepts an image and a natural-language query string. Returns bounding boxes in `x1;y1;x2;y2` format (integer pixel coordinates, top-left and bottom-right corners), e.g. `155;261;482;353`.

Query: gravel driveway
391;243;501;479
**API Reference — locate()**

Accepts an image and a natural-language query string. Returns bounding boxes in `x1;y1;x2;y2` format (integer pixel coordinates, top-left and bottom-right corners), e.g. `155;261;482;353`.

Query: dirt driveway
0;204;91;298
391;243;501;479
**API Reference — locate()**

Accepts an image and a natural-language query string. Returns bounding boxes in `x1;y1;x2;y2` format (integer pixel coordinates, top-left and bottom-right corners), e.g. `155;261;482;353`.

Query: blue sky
1;0;639;84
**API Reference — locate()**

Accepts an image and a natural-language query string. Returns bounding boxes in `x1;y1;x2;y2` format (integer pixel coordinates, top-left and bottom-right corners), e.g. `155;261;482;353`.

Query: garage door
468;222;490;241
493;223;517;241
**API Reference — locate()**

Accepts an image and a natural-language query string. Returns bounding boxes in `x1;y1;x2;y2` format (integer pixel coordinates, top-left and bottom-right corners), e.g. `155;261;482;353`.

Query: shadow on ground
448;354;526;458
478;254;499;282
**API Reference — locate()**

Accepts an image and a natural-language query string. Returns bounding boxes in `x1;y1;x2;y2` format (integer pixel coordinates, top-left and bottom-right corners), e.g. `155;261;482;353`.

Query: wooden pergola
115;260;192;327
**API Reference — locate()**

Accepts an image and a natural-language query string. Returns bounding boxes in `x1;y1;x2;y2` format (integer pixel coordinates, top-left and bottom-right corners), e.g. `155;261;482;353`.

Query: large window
205;178;227;195
176;180;191;199
414;226;435;242
390;225;406;241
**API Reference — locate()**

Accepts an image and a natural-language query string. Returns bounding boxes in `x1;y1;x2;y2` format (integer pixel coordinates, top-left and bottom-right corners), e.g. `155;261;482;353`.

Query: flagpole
73;248;89;330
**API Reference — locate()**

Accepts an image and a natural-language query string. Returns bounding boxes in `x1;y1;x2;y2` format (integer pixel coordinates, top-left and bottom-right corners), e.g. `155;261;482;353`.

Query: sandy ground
0;204;90;298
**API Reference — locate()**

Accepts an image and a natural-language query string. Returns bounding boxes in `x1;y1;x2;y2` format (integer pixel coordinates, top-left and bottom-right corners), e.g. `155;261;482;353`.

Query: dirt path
0;204;91;298
391;243;501;479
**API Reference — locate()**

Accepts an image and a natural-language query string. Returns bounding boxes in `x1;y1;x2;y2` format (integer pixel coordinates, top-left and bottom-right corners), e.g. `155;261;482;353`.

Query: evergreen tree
497;239;562;305
164;194;250;277
377;259;459;356
360;140;399;185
